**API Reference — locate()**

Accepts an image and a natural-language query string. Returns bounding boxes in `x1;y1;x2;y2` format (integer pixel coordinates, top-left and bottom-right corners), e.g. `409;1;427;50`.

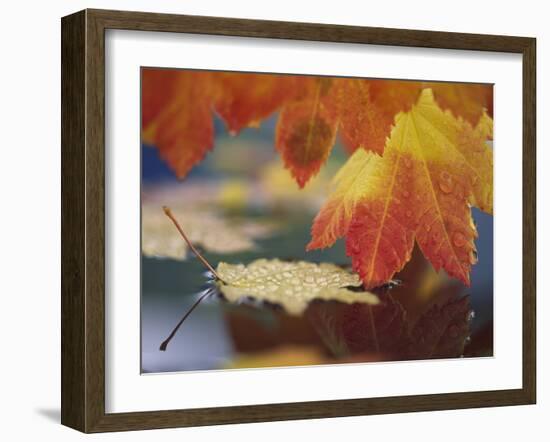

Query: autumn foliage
142;68;493;289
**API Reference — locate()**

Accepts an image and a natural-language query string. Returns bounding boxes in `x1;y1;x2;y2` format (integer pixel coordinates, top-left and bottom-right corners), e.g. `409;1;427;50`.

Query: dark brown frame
61;8;536;433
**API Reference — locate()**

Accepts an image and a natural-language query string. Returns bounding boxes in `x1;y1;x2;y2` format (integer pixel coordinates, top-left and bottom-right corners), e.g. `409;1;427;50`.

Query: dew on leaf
438;171;453;194
452;232;467;248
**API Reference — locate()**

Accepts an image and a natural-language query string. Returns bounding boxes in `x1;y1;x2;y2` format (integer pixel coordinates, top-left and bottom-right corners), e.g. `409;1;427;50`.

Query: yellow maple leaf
307;147;381;250
216;258;379;316
310;89;493;288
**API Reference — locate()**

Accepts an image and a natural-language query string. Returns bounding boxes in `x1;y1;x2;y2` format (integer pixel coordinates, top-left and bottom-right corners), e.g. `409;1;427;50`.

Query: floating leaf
216;258;379;316
141;206;274;259
142;70;493;289
157;205;475;360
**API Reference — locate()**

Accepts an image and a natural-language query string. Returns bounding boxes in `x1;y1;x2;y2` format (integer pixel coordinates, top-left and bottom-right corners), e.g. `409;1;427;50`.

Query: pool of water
141;209;493;373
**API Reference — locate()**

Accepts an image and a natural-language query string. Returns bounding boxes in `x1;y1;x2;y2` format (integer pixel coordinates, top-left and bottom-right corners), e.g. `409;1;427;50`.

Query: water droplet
349;243;361;255
404;158;412;168
473;142;485;153
452;232;466;248
439;181;453;194
425;224;431;232
386;279;402;289
471;175;479;185
403;190;410;198
405;210;412;217
439;176;453;194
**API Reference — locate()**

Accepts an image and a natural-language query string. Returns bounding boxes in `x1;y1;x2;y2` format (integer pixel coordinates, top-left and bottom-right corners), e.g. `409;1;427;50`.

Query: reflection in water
141;209;492;373
141;125;493;372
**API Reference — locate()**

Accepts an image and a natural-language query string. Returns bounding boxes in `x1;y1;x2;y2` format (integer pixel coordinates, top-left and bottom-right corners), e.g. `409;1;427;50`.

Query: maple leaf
336;79;420;155
142;69;492;190
275;78;339;188
273;78;425;186
310;89;492;289
213;73;302;134
307;147;379;250
428;82;493;127
216;258;379;316
141;205;274;259
455;111;494;213
336;79;492;156
141;68;181;133
142;69;216;178
142;70;306;179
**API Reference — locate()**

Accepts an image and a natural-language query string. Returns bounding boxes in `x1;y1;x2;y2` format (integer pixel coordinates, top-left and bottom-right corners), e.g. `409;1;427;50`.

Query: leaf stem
162;206;224;282
159;289;214;351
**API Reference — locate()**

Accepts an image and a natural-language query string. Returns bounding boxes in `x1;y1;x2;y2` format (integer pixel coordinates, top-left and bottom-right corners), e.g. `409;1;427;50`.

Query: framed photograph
61;9;536;433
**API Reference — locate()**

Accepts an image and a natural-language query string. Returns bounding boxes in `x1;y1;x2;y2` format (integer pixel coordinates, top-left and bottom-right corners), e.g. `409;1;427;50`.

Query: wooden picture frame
61;8;536;433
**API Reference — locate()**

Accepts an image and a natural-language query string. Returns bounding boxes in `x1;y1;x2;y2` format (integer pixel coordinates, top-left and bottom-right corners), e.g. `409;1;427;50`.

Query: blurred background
141;113;493;374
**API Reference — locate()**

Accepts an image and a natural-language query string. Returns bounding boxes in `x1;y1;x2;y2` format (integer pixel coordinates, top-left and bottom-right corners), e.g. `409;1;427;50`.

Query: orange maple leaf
142;70;492;188
141;68;181;132
275;78;339;188
336;79;420;155
309;89;492;288
337;79;492;156
141;70;493;288
213;73;302;134
142;69;216;178
428;82;493;127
